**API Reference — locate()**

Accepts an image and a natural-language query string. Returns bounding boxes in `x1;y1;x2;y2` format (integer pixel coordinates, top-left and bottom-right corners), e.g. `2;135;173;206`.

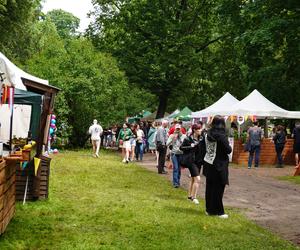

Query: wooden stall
0;158;16;234
232;138;295;166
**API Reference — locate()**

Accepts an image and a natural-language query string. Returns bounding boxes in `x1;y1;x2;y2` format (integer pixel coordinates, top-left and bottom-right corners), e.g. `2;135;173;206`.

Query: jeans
135;142;144;161
248;145;261;168
171;154;181;186
275;144;284;166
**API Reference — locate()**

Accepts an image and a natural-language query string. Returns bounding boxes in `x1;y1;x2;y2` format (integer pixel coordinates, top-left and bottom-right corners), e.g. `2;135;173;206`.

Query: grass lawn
277;175;300;185
0;150;297;249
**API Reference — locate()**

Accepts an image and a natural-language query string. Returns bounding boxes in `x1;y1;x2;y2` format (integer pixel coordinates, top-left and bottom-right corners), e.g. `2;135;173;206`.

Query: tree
89;0;230;118
0;0;42;63
46;9;80;39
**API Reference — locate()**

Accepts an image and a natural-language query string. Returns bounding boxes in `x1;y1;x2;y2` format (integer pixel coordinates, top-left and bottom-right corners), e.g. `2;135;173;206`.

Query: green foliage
89;0;230;117
0;150;296;249
46;9;80;39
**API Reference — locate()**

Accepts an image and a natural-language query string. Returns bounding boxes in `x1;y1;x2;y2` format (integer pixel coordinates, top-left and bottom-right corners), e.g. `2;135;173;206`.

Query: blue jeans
248;145;261;168
171;154;181;186
275;144;284;166
135;142;144;160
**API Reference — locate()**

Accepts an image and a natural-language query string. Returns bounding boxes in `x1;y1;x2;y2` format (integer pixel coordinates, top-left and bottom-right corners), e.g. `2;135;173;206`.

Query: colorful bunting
34;157;41;176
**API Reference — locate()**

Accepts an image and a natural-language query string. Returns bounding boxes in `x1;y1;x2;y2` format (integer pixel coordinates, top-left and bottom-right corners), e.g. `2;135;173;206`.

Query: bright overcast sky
42;0;94;32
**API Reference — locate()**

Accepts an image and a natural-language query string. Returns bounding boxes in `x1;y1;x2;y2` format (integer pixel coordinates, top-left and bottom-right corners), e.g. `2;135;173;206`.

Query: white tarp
0;104;32;142
191;92;239;118
0;52;48;90
226;89;300;119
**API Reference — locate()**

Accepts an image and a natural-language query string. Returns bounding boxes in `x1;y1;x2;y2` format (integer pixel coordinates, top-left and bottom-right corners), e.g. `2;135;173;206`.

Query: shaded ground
137;153;300;246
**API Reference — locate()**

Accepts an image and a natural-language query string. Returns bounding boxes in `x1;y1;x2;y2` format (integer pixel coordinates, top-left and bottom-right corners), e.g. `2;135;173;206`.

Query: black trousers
205;166;226;215
157;145;167;173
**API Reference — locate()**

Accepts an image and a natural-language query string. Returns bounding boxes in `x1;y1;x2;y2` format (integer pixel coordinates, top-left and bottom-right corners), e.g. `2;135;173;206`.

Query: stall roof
191;92;239;118
0;52;49;90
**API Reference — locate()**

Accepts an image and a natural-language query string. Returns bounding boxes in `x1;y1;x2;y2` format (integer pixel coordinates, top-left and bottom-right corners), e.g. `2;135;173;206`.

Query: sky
42;0;94;32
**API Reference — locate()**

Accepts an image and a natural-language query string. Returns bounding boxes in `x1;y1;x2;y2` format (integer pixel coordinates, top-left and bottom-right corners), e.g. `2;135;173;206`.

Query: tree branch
195;34;231;53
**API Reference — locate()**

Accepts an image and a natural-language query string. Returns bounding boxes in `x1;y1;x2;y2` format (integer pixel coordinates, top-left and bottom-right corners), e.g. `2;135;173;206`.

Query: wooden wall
0;159;16;234
232;139;295;165
15;156;51;201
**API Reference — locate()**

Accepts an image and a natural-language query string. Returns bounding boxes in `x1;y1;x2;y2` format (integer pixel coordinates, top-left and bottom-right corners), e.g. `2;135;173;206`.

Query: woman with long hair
180;123;205;204
203;115;232;218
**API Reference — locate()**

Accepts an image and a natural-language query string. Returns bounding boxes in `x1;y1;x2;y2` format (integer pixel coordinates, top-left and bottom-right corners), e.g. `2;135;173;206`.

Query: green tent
173;107;193;121
128;110;152;123
1;88;42;140
141;111;170;122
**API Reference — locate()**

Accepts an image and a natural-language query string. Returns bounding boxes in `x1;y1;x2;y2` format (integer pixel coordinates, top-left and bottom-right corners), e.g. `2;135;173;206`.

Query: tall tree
89;0;230;118
46;9;80;39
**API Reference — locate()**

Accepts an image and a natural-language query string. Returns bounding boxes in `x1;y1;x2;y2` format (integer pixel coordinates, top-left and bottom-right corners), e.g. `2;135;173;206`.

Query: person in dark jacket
272;125;286;168
180;124;205;205
203;115;232;219
292;122;300;169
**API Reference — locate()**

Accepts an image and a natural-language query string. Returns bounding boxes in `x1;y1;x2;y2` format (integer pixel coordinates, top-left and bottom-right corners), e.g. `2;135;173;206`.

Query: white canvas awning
191;92;239;118
0;52;48;90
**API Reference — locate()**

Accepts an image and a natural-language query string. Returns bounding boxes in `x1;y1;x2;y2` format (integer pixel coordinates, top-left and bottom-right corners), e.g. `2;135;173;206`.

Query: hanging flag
253;115;257;122
34;157;41;176
245;115;248;121
224;116;229;122
230;115;234;122
21;161;28;170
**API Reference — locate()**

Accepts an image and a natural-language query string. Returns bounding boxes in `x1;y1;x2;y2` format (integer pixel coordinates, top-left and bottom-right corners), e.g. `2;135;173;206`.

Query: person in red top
168;120;186;135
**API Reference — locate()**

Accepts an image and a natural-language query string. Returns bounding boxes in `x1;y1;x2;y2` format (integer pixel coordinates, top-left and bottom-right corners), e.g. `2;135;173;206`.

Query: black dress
203;128;232;216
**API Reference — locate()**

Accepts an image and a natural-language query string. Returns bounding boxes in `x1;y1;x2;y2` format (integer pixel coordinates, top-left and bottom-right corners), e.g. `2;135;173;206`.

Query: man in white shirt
89;119;103;157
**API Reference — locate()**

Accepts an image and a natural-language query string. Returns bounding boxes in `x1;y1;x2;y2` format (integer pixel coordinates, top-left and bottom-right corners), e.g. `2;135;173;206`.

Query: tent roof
155;109;180;122
141;111;170;121
174;107;192;118
0;52;49;90
229;89;291;118
191;92;239;118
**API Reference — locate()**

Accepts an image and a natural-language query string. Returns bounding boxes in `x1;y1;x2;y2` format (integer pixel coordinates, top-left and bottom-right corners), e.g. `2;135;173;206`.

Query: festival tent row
192;90;300;119
140;110;170;122
127;110;151;123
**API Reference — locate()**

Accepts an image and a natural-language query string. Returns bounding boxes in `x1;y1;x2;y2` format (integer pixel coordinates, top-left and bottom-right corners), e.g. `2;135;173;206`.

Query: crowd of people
87;116;300;219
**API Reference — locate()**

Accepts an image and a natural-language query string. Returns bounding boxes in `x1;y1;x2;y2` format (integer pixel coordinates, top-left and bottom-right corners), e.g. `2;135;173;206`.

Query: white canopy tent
191;92;239;118
0;52;49;146
0;52;48;91
226;89;300;119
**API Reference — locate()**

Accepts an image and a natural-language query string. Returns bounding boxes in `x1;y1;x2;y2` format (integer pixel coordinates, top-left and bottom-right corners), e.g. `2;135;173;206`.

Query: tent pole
264;117;268;138
9;88;14;152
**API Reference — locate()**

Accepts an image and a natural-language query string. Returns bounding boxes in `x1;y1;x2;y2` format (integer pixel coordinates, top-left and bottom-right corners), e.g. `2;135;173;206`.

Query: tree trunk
156;94;168;119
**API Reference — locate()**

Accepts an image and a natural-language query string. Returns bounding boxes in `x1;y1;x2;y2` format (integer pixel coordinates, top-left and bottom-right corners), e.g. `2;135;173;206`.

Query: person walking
88;119;103;157
203;115;232;218
180;124;205;204
130;124;137;162
117;123;133;163
155;120;169;174
292;122;300;169
273;125;286;168
135;124;145;161
247;121;263;169
167;124;186;188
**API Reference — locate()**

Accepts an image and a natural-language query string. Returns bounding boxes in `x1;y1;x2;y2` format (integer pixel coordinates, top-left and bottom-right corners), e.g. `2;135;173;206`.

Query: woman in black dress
203;116;232;218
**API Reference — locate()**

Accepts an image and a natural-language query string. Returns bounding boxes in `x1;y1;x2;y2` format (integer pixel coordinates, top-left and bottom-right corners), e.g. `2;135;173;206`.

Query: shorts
130;138;136;147
188;164;201;177
293;143;300;154
123;140;131;150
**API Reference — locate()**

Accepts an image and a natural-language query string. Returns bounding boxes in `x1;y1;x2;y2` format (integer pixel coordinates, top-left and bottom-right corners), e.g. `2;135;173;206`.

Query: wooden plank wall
15;156;51;201
232;139;295;165
0;159;16;234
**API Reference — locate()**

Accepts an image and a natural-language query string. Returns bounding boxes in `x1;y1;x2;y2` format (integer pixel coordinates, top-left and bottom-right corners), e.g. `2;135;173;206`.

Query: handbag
243;140;251;152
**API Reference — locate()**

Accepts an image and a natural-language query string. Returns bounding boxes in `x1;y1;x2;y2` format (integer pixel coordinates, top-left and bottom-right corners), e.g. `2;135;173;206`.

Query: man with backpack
247;121;263;169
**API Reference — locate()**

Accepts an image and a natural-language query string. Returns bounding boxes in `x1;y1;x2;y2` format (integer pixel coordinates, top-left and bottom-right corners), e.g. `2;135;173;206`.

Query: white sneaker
122;158;126;163
95;153;99;158
192;198;199;205
218;214;229;219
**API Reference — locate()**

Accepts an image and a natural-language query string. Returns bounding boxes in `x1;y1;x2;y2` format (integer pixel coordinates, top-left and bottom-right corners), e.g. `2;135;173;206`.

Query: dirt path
137;153;300;246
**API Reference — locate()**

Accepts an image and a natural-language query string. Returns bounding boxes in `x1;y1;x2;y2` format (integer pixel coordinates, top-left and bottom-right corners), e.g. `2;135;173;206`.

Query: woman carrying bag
203;116;232;219
180;124;205;205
